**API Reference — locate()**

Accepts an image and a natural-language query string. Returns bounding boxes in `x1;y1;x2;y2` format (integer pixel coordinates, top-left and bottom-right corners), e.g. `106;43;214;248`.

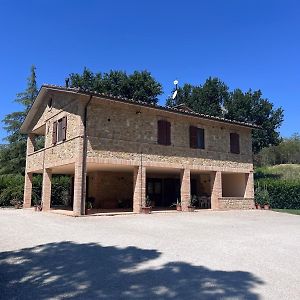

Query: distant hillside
255;164;300;181
256;164;300;181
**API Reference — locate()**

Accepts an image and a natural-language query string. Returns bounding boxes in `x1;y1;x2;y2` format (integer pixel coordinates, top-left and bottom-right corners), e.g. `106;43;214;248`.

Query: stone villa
21;85;257;216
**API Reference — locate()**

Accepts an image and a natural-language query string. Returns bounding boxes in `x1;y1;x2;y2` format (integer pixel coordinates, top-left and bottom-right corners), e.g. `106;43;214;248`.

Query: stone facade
21;85;256;215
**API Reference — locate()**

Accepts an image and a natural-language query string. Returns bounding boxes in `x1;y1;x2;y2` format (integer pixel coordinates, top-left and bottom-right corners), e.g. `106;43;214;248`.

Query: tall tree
0;66;38;174
69;68;163;104
224;89;284;153
166;77;229;117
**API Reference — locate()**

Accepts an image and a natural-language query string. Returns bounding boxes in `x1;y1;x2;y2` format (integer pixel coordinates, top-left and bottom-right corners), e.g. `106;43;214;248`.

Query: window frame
52;116;67;145
190;126;205;149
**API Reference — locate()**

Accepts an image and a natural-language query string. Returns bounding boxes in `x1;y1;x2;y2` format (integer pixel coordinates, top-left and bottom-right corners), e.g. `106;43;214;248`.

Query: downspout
81;94;93;214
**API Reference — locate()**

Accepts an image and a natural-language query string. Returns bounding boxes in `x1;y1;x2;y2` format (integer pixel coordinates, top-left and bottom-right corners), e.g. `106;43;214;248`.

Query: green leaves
166;77;284;154
166;77;229;117
1;65;38;175
69;68;163;105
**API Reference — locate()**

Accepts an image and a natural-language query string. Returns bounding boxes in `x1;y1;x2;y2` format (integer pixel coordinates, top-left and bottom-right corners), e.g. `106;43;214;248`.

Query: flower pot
141;207;152;214
176;204;182;211
256;204;262;210
264;204;270;210
188;206;195;212
85;208;92;215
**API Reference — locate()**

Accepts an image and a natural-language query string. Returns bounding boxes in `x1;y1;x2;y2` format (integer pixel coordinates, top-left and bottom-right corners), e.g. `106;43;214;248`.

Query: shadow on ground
0;242;263;299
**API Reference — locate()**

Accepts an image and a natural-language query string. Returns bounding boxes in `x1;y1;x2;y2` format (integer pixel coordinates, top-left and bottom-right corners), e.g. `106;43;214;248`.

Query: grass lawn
273;209;300;215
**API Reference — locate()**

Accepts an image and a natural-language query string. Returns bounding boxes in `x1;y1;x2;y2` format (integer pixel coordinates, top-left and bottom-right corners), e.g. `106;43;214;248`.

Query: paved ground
0;209;300;299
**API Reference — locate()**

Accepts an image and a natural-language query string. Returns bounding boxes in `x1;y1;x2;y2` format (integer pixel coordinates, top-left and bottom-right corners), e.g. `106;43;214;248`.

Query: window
230;133;240;154
190;126;205;149
157;120;171;145
52;116;67;145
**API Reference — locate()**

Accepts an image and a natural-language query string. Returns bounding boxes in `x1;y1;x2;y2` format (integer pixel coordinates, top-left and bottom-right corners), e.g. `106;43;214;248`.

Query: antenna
172;79;179;100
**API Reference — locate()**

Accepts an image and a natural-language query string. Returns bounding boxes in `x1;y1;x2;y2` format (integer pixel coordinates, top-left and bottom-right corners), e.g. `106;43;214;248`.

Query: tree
166;77;284;154
0;66;38;174
166;77;229;117
224;89;284;153
69;68;163;104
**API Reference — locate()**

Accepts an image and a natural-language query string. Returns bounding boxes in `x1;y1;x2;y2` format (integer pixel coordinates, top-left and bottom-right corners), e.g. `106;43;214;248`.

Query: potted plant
141;196;152;214
10;198;22;209
255;185;270;210
85;201;93;215
188;195;198;212
171;198;182;211
175;198;182;211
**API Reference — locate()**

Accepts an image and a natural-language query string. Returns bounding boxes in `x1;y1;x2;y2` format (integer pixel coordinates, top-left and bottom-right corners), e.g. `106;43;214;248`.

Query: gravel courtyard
0;209;300;299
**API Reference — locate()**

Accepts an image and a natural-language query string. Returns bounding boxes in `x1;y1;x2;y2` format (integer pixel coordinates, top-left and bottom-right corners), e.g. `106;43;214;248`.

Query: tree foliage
224;89;284;153
166;77;229;117
0;66;38;175
255;133;300;166
69;68;163;104
166;77;284;153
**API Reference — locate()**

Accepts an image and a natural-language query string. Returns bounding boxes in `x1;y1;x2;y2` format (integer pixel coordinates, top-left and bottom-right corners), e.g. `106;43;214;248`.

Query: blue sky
0;0;299;142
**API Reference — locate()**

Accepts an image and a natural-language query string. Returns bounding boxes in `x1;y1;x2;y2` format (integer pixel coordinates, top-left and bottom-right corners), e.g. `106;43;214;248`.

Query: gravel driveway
0;209;299;299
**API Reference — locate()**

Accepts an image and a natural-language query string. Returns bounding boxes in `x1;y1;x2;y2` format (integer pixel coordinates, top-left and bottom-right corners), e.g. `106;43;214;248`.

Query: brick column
42;168;52;211
244;172;254;198
27;134;35;154
23;172;33;208
133;166;146;213
180;168;191;212
73;151;85;216
211;171;222;210
23;134;35;208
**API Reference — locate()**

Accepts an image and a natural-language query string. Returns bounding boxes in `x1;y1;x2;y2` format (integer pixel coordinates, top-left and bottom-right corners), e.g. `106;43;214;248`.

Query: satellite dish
174;80;178;85
172;90;178;99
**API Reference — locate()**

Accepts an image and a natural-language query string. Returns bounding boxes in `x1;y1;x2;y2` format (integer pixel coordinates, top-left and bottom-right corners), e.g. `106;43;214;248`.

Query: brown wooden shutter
189;126;197;148
198;128;205;149
165;121;171;145
230;133;240;154
157;120;164;144
52;121;57;144
62;116;67;141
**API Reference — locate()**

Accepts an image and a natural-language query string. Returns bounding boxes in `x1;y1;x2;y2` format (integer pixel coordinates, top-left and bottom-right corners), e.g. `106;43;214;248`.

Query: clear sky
0;0;299;142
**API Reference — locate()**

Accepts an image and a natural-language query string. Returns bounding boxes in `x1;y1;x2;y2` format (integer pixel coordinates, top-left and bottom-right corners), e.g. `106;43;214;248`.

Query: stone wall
88;171;133;209
218;197;255;210
86;98;253;172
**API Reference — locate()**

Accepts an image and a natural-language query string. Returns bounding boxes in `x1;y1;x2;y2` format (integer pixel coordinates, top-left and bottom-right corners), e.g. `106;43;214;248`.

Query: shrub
255;185;270;206
255;179;300;209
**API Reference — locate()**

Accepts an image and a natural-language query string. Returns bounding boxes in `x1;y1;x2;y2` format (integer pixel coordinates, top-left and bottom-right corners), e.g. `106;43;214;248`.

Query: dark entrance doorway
147;178;180;208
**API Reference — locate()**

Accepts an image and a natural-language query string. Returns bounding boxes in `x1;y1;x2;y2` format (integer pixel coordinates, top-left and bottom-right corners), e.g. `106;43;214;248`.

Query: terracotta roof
21;84;260;133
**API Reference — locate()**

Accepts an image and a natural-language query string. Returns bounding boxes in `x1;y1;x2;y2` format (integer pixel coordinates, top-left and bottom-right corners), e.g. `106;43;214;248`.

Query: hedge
255;179;300;209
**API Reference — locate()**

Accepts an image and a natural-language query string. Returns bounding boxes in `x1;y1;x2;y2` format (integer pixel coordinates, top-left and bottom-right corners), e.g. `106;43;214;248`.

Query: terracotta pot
141;207;152;214
264;204;270;210
256;204;262;210
176;204;182;211
85;208;92;215
188;206;195;212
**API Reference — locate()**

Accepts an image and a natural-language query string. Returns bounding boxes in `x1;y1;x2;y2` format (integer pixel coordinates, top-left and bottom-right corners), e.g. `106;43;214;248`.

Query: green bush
255;179;300;209
255;186;270;206
0;174;71;207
